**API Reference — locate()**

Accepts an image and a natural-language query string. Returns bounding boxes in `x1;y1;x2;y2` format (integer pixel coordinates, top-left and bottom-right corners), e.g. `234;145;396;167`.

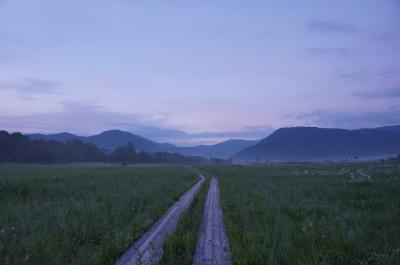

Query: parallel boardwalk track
115;175;205;265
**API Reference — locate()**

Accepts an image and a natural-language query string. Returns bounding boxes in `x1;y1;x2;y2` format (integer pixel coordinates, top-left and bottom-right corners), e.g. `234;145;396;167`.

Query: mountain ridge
232;125;400;162
27;125;400;161
26;130;257;159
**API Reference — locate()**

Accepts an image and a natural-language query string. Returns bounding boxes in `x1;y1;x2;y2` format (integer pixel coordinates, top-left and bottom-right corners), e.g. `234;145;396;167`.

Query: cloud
0;101;152;135
0;78;62;94
305;47;351;56
0;101;274;146
339;66;399;82
307;20;356;34
353;85;400;99
369;28;400;42
294;108;400;129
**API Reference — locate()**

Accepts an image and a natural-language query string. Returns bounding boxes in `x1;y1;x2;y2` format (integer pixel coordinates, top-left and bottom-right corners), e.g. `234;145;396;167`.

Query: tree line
0;131;223;164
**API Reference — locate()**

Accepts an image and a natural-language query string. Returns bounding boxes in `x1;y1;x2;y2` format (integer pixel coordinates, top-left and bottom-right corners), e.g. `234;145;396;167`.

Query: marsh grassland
0;164;197;265
202;163;400;265
2;162;399;265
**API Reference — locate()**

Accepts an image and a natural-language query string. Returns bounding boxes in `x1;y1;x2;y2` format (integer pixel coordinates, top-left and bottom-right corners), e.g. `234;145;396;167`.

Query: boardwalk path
192;177;232;265
115;175;205;265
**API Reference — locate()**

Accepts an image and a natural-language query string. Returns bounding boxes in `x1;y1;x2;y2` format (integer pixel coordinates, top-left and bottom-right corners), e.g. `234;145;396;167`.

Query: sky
0;0;399;146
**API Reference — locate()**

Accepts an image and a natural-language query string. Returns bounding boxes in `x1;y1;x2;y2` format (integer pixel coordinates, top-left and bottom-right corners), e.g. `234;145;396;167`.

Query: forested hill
0;131;219;164
27;130;257;158
28;130;161;152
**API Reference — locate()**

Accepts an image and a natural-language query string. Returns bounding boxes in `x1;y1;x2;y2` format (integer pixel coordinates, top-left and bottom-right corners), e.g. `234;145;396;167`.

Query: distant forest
0;131;222;164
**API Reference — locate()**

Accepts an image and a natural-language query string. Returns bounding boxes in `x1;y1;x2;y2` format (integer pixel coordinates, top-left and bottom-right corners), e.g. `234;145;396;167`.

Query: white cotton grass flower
348;169;373;183
302;219;314;232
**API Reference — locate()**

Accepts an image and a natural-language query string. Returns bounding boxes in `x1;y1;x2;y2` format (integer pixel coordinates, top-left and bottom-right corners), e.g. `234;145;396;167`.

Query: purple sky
1;0;399;145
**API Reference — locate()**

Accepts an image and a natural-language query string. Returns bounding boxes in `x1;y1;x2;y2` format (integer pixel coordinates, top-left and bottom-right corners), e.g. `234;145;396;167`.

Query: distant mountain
28;130;166;152
26;130;257;158
28;132;82;142
232;126;400;162
177;139;259;159
375;125;400;137
84;130;162;151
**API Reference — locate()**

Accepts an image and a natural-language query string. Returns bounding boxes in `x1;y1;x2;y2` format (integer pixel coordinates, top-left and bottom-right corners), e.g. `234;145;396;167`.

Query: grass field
2;162;399;265
0;164;197;265
201;163;400;265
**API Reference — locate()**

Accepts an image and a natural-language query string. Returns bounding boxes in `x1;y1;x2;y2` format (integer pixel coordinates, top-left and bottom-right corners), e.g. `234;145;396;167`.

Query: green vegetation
201;163;400;265
0;131;106;163
0;164;197;265
160;176;210;265
3;162;399;265
0;131;210;164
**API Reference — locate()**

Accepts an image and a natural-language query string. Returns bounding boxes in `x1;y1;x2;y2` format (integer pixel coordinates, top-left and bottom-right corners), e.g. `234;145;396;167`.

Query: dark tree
111;143;137;163
0;131;106;163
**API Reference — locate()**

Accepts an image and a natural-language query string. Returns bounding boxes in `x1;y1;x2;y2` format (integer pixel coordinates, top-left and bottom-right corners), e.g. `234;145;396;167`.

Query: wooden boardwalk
114;175;205;265
192;177;232;265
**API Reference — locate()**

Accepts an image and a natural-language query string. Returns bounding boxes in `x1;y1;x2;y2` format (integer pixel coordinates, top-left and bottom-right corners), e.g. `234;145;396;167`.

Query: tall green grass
201;163;400;265
0;164;197;265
